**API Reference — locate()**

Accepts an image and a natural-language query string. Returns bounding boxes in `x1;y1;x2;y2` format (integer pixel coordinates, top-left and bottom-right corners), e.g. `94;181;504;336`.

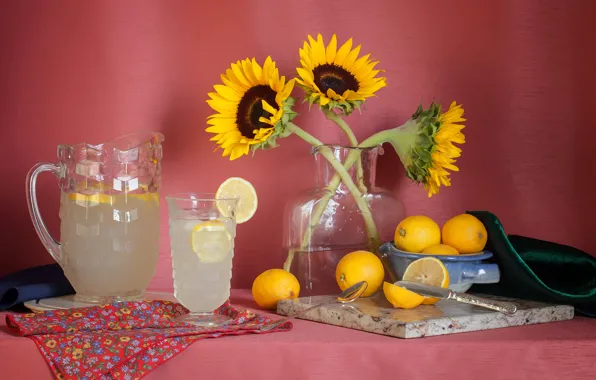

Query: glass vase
282;145;404;296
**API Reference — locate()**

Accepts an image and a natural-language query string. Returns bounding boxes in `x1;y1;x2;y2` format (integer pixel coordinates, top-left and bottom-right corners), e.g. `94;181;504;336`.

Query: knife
396;281;517;315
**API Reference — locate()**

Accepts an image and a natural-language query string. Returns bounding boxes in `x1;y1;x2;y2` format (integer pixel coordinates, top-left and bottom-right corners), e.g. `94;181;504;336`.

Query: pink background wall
2;0;595;289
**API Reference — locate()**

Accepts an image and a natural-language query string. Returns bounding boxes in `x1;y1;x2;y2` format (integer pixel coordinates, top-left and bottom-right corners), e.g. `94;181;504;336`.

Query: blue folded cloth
0;264;74;310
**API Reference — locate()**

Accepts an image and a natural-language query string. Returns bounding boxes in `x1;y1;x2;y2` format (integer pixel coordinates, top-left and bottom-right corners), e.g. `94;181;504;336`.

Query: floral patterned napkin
6;300;291;380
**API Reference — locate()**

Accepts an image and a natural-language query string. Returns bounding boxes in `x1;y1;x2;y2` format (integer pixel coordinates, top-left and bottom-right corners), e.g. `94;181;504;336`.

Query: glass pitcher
26;131;164;303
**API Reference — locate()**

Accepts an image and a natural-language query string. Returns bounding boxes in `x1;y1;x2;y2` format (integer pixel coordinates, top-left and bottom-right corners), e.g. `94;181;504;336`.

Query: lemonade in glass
166;193;238;326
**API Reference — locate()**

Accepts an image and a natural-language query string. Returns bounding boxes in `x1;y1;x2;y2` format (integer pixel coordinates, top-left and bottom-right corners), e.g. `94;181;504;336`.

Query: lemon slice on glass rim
402;257;450;305
215;177;258;224
190;220;233;263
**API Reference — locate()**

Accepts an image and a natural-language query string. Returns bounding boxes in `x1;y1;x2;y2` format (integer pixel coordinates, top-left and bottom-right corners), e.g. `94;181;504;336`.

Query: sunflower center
313;64;359;95
236;85;279;139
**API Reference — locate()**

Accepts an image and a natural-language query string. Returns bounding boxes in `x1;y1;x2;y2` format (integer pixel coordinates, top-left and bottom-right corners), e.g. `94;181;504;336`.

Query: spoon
260;281;368;331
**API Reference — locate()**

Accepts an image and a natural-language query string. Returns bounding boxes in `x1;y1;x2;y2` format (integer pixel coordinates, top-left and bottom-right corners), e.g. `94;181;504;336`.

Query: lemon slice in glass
215;177;258;224
190;221;232;263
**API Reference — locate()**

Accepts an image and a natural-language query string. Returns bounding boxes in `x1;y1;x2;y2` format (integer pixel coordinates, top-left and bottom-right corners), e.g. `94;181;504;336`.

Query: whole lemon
252;269;300;310
394;216;441;253
421;244;459;255
336;250;384;297
442;214;488;254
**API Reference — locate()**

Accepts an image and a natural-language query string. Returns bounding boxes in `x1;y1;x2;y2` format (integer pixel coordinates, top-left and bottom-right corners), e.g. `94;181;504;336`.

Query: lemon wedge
190;220;232;263
402;257;450;305
383;282;425;309
215;177;258;224
68;192;159;205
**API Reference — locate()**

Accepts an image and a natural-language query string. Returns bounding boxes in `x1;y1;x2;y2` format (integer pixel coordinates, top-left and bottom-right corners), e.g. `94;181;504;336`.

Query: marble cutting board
277;293;574;338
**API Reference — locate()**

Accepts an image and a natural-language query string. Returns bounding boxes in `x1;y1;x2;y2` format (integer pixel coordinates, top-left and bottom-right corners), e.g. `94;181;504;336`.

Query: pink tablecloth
2;290;596;380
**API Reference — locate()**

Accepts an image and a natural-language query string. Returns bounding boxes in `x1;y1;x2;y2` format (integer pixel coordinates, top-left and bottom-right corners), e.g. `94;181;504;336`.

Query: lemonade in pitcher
59;191;160;301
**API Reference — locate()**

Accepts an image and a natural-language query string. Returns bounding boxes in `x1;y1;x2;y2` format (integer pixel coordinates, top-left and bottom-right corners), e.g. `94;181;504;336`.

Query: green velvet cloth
468;211;596;317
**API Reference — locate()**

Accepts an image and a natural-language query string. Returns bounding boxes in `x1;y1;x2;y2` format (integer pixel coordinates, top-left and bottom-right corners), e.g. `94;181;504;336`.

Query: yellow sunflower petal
261;100;278;115
299;41;311;60
230;145;246;160
300;58;312;71
253;127;274;140
221;72;247;93
231;62;251;88
428;168;440;186
326;88;343;101
269;71;280;92
426;181;440;197
241;58;258;85
296;67;315;85
354;60;380;80
251;58;263;83
214;85;241;101
440;176;451;186
207;99;237;114
207;92;231;104
206;123;237;133
308;34;326;66
440;102;466;123
350;53;372;73
222;146;233;157
220;136;241;149
326;34;337;64
276;79;295;104
209;133;224;141
334;38;353;65
342;43;361;68
343;90;365;101
261;56;274;85
319;95;331;106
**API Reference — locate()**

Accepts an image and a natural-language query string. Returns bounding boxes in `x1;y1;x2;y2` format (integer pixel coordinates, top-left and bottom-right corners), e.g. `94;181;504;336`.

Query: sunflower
206;57;296;160
296;34;387;114
404;101;466;197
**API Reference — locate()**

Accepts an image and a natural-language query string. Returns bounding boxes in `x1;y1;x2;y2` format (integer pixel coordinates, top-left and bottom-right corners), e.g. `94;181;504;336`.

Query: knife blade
396;281;451;298
395;281;517;315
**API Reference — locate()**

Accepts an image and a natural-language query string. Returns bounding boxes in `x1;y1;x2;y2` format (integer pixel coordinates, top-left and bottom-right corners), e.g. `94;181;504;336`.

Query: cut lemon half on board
383;282;425;309
190;221;232;263
402;257;450;305
215;177;258;224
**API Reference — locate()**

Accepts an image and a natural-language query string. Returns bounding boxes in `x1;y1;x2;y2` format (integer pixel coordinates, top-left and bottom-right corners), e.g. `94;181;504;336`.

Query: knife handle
452;293;517;315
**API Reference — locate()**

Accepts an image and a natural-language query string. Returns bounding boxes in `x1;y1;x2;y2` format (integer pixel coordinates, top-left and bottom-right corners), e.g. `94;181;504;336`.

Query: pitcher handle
26;162;62;265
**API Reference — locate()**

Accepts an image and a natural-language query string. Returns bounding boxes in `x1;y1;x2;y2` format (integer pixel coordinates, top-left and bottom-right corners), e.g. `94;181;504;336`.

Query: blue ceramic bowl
379;242;500;293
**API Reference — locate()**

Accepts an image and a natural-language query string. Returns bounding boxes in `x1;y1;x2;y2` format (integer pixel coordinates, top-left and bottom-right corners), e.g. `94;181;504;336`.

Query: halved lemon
383;282;425;309
190;220;232;263
215;177;258;224
421;244;459;255
402;257;450;305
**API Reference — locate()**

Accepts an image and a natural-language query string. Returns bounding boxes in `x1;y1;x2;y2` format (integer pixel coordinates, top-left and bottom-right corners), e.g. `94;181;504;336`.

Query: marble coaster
277;293;574;339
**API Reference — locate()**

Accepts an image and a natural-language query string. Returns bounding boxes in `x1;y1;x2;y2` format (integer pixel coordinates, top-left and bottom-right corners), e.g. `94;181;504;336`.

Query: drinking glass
166;193;238;326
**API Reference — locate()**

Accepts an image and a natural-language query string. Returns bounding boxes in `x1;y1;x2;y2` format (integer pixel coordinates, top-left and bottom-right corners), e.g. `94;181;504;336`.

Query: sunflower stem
322;109;367;194
283;119;419;276
283;123;381;272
